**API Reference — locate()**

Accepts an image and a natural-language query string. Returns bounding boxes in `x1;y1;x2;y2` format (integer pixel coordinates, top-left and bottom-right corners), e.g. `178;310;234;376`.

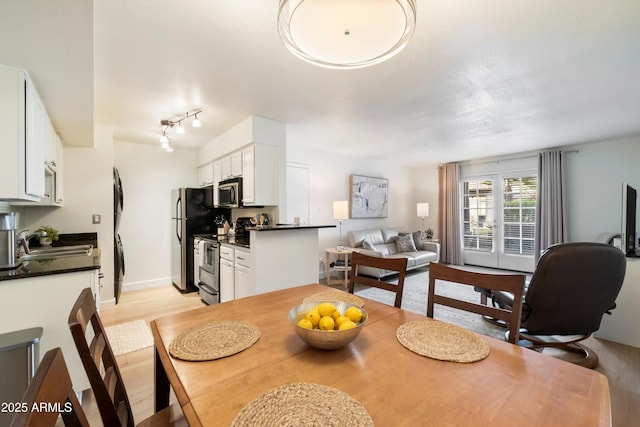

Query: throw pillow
412;231;423;250
362;237;375;250
394;234;417;253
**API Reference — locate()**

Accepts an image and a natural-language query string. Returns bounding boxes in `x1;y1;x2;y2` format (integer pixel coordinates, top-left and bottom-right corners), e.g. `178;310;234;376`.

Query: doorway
462;173;537;272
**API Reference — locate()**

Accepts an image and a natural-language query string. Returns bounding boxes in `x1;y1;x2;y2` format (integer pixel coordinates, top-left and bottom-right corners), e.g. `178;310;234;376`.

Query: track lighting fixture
192;113;201;128
159;108;202;151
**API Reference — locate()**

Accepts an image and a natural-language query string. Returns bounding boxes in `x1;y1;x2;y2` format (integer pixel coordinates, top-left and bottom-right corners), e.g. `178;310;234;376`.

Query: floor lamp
417;202;429;239
333;201;349;251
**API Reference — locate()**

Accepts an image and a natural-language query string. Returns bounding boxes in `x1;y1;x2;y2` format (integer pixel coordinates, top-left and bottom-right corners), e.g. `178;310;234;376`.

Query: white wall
563;136;640;242
114;140;199;291
411;164;440;238
18;125;114;302
286;144;420;270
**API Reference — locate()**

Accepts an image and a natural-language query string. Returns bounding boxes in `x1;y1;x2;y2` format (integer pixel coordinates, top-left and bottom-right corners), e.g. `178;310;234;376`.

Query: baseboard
123;278;171;292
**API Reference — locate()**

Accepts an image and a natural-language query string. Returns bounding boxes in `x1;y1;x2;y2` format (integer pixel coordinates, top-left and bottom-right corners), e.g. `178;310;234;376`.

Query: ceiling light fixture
192;113;202;128
159;108;202;151
277;0;417;70
175;122;185;134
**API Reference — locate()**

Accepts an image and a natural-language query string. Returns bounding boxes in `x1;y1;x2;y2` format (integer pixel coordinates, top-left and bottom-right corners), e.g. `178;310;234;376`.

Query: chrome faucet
16;230;46;255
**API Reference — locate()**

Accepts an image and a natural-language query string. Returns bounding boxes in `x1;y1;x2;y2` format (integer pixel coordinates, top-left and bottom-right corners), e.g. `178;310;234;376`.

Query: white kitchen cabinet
235;264;253;299
213;159;221;206
220;244;253;302
0;269;99;392
198;162;214;187
0;64;46;201
220;152;243;180
13;135;64;207
220;258;235;302
231;151;243;177
234;248;253;299
241;143;278;206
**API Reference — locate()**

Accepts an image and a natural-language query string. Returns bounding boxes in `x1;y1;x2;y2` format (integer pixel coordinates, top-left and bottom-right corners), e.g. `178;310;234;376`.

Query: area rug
105;319;154;356
352;268;509;341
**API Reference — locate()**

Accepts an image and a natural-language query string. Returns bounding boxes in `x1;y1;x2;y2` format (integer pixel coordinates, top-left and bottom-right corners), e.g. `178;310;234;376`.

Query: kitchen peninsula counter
247;224;335;232
220;225;333;299
0;249;102;281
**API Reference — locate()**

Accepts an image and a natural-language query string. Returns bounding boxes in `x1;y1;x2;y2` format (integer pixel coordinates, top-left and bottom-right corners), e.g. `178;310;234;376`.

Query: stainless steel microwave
218;177;242;208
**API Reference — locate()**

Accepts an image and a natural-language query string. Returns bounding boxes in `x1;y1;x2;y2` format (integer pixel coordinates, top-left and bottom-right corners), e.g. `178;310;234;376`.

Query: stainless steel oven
198;239;219;305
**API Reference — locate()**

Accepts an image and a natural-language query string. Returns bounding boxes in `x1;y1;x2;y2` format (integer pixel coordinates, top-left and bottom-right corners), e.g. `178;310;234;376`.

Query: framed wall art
350;174;388;218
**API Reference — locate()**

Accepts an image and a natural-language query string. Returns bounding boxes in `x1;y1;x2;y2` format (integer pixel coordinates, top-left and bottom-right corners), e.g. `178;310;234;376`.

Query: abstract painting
350;175;388;218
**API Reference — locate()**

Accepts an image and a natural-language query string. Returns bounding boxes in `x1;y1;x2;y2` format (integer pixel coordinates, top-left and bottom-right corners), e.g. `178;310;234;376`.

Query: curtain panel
535;150;568;262
438;163;462;264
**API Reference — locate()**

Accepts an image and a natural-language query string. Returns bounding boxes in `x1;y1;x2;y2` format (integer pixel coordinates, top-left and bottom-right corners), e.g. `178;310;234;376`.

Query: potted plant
36;225;59;246
425;227;434;240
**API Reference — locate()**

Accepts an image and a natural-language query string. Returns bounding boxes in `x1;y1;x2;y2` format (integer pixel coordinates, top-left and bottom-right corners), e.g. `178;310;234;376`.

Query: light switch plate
92;214;101;224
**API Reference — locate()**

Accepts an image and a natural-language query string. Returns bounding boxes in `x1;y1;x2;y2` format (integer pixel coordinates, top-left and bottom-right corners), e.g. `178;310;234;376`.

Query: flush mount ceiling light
159;108;202;152
277;0;417;70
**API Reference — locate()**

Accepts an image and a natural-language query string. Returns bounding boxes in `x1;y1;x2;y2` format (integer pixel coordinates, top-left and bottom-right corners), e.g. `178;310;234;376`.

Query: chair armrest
421;241;440;262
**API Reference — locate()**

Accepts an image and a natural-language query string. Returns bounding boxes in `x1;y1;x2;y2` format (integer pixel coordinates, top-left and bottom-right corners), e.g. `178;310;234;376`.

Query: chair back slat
427;263;526;344
348;252;408;308
68;287;135;427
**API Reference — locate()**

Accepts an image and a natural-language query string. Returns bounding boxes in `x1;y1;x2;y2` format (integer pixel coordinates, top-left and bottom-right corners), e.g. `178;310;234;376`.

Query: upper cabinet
242;143;278;206
198;162;214;187
0;64;46;201
220;151;243;180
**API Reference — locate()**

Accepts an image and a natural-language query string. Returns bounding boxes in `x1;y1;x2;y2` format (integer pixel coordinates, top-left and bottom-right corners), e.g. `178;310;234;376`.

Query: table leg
154;344;170;412
326;251;331;284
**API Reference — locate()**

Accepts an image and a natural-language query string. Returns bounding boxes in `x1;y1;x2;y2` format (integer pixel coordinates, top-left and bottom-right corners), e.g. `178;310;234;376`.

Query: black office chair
490;242;626;368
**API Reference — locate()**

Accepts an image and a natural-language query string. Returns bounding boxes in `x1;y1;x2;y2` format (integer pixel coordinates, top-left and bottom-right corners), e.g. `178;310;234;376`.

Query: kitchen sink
20;245;93;261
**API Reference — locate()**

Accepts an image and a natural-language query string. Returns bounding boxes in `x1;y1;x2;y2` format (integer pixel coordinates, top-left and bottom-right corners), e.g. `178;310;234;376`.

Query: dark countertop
0;249;101;281
247;224;336;231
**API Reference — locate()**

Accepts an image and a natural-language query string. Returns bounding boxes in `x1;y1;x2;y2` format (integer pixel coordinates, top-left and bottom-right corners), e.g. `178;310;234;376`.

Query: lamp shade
417;202;429;217
333;201;349;220
278;0;417;70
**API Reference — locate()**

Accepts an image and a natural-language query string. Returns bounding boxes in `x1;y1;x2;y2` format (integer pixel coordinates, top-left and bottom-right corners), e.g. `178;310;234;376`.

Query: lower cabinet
0;269;99;392
220;244;253;302
220;258;235;302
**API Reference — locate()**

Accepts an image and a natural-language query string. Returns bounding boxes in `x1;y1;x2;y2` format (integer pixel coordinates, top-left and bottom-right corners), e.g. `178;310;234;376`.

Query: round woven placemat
303;291;364;307
396;320;490;363
168;321;260;361
231;383;373;427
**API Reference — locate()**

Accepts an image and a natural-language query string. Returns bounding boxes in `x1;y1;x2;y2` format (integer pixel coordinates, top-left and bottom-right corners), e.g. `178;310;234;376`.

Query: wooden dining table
151;284;611;426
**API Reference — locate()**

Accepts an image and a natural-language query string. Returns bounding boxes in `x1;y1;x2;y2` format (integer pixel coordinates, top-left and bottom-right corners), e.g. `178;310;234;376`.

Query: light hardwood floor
83;283;639;426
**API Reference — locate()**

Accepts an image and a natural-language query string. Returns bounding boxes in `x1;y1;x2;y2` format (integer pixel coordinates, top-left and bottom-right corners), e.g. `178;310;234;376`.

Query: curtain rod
454;148;579;167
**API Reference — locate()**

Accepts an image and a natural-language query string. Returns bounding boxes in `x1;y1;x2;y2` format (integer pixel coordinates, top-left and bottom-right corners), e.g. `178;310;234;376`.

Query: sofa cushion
362;237;389;256
394;234;417;252
407;251;438;265
349;229;385;247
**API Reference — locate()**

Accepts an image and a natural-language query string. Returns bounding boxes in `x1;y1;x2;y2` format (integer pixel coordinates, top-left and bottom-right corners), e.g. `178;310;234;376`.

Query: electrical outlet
92;214;101;224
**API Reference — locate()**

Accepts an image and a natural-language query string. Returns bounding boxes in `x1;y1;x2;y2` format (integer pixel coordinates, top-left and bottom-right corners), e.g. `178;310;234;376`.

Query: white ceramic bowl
288;301;368;350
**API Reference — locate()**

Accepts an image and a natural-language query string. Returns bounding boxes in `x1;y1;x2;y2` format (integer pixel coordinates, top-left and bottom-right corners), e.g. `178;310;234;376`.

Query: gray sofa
347;228;440;278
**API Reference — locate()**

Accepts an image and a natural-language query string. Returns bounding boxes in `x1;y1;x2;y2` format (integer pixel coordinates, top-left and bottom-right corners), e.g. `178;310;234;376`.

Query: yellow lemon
339;320;357;330
335;316;351;329
345;306;363;323
317;302;337;317
305;308;321;327
332;310;342;321
318;316;335;331
297;318;313;330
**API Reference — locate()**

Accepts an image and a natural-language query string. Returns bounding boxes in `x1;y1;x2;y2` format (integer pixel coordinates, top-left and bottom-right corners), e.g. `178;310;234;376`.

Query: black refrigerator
171;187;218;293
113;167;125;304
